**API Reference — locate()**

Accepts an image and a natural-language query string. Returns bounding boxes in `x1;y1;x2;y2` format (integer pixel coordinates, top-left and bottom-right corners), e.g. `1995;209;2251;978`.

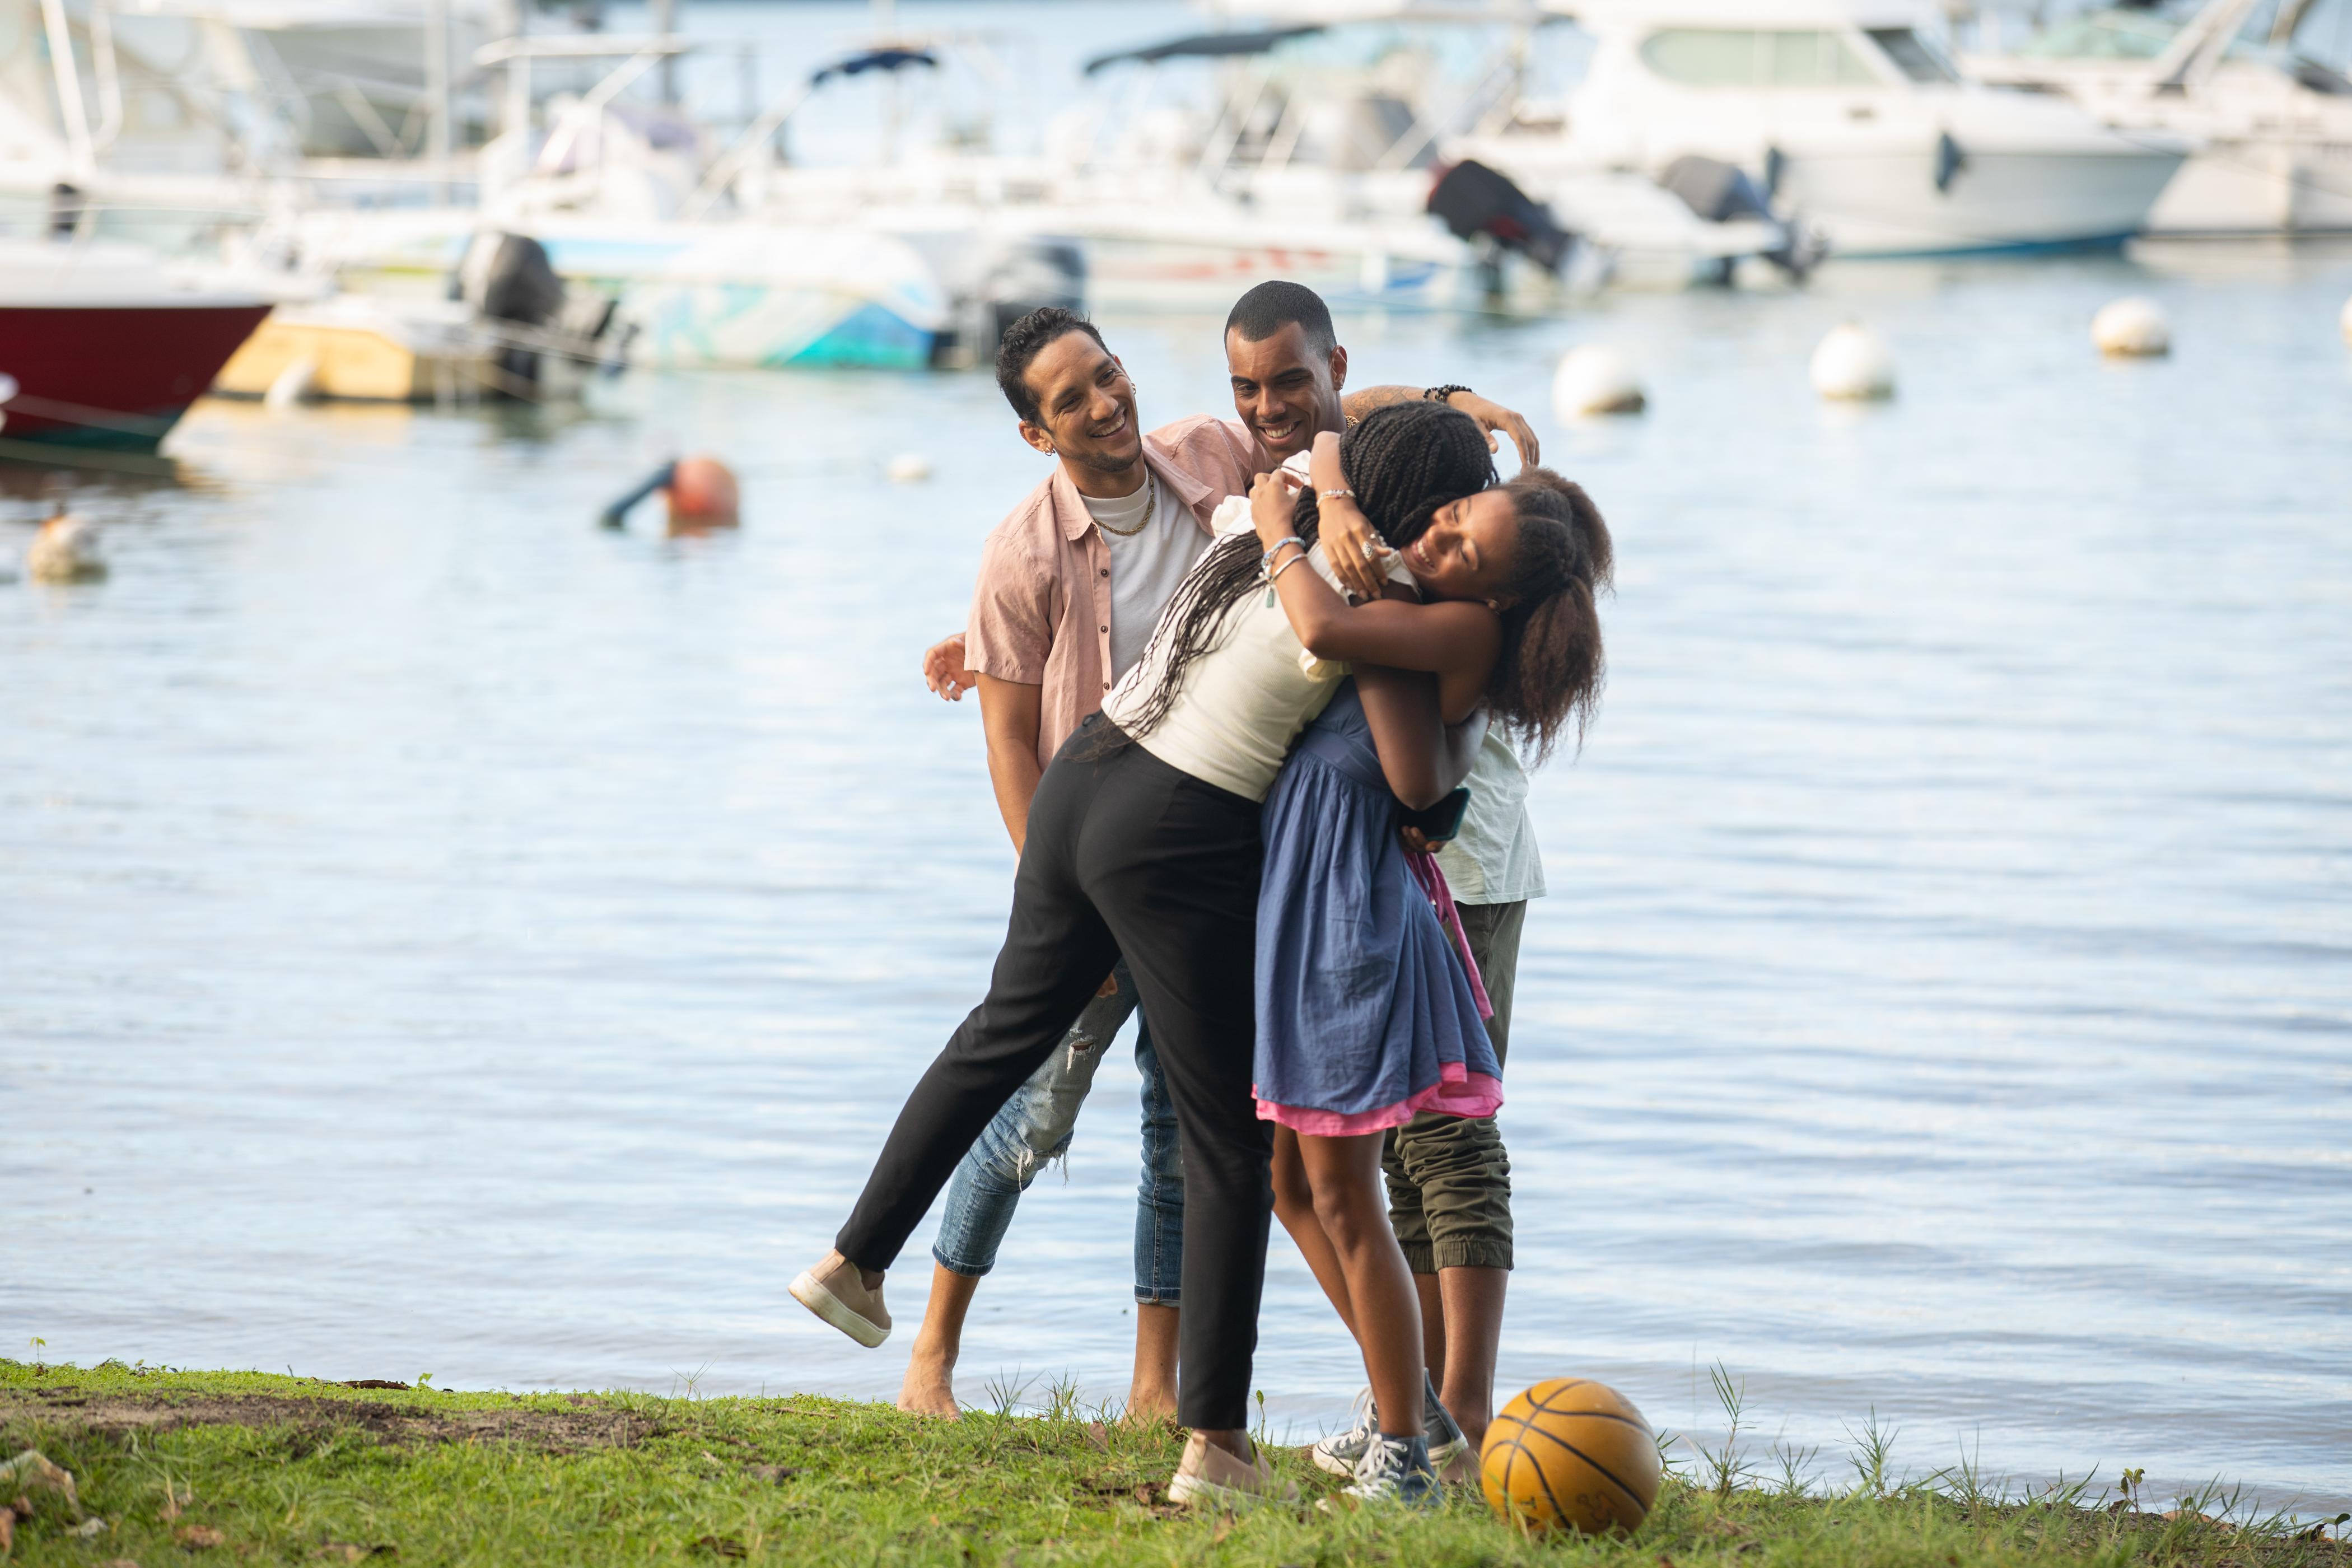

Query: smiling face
1225;321;1347;461
1402;489;1523;608
1018;329;1142;480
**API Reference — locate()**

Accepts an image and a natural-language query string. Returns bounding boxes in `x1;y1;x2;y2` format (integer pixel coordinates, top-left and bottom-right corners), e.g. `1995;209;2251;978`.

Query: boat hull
1772;147;2185;255
2146;141;2352;236
292;213;953;372
0;302;273;451
1070;230;1460;313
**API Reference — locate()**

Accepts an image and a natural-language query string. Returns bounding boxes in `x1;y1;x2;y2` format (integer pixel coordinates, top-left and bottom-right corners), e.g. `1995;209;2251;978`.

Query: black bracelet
1424;384;1472;404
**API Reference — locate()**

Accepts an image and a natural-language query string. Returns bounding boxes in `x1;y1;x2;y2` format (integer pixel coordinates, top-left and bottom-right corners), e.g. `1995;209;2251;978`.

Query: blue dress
1253;678;1503;1134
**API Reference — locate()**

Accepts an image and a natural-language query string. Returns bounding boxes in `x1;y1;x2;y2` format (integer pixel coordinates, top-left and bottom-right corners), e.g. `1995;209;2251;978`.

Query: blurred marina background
4;0;2350;1523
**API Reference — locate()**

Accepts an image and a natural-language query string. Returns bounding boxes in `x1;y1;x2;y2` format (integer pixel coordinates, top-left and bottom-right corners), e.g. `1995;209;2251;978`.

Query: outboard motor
1426;160;1577;277
1658;155;1827;282
1659;155;1776;226
459;232;570;394
944;238;1087;367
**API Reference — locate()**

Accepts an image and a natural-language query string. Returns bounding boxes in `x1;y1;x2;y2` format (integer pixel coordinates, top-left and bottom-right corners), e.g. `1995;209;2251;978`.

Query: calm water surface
6;246;2350;1513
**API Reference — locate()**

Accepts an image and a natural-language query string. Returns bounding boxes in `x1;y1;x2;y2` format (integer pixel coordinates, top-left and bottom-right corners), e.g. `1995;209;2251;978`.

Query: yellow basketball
1480;1378;1662;1535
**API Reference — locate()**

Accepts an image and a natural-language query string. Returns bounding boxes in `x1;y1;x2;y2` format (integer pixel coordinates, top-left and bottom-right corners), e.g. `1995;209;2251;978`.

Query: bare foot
1120;1388;1178;1430
894;1264;976;1419
1439;1445;1482;1487
895;1346;961;1420
1122;1303;1179;1429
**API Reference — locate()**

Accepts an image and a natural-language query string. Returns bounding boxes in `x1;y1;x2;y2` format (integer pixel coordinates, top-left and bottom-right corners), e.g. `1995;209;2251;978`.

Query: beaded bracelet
1259;535;1306;572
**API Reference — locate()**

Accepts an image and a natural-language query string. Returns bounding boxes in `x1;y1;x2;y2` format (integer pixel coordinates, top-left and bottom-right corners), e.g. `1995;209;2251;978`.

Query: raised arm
1339;385;1540;469
1247;469;1500;721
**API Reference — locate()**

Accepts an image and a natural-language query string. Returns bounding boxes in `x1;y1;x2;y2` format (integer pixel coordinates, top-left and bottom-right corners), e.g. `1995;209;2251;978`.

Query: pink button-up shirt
965;415;1270;771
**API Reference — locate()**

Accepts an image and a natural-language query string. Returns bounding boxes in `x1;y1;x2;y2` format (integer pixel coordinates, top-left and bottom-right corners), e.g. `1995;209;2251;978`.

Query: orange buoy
665;455;740;531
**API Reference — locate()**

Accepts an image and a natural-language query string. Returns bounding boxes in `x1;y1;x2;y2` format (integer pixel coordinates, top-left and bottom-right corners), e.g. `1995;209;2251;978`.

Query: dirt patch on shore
0;1387;653;1454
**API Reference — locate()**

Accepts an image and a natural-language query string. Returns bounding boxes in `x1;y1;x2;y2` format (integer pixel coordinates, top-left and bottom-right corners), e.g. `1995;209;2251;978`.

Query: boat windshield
1638;29;1880;87
2017;10;2181;60
1864;27;1960;82
2012;7;2308;67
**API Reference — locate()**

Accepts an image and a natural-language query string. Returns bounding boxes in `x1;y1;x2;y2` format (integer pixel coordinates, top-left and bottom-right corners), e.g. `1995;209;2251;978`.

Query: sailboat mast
655;0;678;104
38;0;96;181
427;0;452;199
875;0;898;161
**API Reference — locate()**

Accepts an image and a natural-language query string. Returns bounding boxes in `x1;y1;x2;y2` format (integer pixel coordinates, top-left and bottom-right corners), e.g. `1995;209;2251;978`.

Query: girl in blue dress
1249;409;1610;1502
1105;402;1609;1504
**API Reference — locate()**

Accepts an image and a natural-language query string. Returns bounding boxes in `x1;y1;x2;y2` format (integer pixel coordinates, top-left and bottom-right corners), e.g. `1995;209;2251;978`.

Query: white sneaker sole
790;1269;889;1348
1315;1433;1462;1478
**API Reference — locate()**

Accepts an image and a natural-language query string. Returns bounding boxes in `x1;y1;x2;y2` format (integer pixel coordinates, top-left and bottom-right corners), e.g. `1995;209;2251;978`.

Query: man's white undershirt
1083;473;1209;679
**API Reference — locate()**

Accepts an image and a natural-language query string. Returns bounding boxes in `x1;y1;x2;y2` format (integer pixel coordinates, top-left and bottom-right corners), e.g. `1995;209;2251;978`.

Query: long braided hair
1108;400;1497;747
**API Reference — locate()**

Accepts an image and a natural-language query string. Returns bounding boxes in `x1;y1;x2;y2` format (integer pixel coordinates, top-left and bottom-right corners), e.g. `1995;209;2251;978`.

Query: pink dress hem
1254;1063;1504;1136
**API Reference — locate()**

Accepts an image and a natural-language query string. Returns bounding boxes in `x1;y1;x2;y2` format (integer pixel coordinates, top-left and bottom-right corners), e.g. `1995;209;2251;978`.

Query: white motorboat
1;0;274;248
278;39;1080;371
284;176;963;372
1963;0;2352;236
1458;0;2190;256
1045;11;1808;305
3;3;998;372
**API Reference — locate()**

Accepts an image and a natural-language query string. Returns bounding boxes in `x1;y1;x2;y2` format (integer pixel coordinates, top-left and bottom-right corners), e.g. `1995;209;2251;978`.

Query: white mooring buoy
25;508;106;584
885;453;934;484
2093;296;2171;358
2340;292;2351;347
1551;345;1646;418
1810;323;1895;402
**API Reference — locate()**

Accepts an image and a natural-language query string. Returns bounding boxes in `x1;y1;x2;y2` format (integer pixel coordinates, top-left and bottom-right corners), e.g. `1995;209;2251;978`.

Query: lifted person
892;290;1539;1422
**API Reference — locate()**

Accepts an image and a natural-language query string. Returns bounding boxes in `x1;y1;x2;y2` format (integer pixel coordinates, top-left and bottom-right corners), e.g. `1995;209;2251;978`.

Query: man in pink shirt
867;291;1537;1424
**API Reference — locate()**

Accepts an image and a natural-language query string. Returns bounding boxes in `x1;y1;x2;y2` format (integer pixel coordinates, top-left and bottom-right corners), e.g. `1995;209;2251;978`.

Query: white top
1083;472;1208;679
1438;733;1547;904
1103;494;1410;803
1107;478;1546;904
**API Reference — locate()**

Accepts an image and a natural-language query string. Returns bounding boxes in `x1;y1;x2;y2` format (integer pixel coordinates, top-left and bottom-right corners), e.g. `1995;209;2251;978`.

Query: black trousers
837;719;1272;1431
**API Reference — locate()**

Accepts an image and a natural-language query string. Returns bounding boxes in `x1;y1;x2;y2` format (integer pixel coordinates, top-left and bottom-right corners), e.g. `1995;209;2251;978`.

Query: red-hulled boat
0;240;274;454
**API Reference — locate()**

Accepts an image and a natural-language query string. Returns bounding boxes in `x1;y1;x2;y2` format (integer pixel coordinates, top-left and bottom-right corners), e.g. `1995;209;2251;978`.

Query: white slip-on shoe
1168;1437;1299;1511
789;1250;890;1348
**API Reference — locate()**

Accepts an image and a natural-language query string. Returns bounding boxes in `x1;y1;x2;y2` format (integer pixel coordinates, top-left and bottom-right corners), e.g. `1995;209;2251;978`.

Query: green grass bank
3;1360;2343;1568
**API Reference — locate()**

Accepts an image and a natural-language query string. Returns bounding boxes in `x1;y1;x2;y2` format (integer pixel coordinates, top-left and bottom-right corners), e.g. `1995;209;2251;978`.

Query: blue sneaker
1323;1434;1442;1510
1313;1375;1464;1477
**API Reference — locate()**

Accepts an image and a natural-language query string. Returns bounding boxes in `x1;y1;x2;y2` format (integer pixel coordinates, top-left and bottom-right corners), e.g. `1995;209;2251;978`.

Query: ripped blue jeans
930;958;1186;1304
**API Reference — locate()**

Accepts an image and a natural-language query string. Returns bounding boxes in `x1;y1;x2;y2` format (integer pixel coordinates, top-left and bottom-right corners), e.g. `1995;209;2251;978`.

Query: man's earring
1486;599;1500;610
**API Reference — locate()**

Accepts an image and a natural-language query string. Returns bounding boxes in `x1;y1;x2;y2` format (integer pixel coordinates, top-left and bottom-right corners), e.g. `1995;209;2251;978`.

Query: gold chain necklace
1091;468;1156;538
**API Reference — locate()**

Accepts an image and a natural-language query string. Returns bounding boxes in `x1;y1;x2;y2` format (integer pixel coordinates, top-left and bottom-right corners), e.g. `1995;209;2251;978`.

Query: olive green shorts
1383;898;1524;1275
